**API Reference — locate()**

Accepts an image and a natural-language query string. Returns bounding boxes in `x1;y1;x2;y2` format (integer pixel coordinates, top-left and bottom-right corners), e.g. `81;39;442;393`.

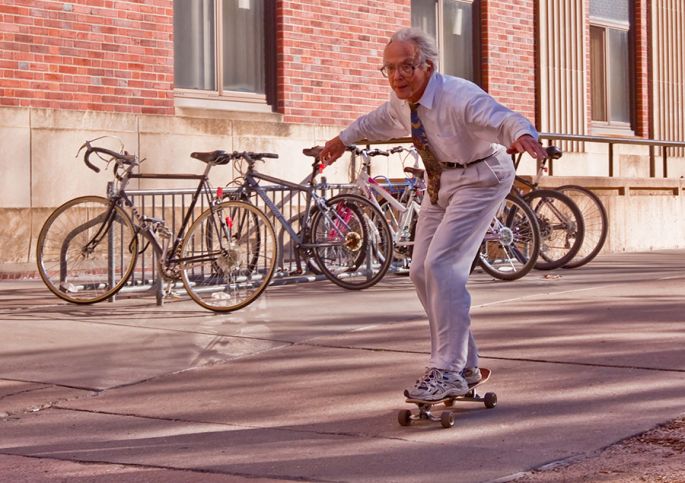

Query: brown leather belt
440;154;492;169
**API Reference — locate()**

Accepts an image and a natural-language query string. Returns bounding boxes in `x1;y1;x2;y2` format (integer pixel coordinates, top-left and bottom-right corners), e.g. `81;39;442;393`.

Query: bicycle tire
180;200;277;312
523;189;585;270
477;192;541;281
556;185;608;269
310;193;393;290
36;195;138;304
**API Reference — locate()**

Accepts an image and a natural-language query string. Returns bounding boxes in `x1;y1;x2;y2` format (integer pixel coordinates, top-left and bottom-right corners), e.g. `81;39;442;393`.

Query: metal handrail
539;132;685;178
364;133;685;178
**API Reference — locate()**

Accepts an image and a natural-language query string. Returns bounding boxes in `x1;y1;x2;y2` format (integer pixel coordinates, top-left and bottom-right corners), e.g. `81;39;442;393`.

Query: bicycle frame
350;147;423;258
236;167;354;250
117;164;220;265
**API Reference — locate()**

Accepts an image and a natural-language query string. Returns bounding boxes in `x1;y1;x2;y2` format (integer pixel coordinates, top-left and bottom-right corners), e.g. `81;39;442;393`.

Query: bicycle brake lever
75;141;90;158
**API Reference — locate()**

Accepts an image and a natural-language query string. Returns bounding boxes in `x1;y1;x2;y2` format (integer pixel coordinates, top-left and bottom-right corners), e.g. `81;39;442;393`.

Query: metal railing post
649;145;655;178
608;142;614;177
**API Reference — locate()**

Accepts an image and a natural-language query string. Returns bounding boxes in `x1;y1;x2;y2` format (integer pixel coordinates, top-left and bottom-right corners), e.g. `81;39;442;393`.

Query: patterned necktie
409;102;442;204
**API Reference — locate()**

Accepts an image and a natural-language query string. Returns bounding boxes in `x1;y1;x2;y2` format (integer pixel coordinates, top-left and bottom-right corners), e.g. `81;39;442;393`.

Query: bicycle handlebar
345;145;391;157
78;141;138;173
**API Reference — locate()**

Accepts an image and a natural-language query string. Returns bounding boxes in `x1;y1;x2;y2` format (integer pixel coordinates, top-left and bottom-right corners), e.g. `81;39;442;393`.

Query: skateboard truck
398;367;497;428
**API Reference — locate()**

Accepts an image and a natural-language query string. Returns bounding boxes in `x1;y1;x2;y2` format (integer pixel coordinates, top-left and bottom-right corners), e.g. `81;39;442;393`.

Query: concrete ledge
538;175;683;196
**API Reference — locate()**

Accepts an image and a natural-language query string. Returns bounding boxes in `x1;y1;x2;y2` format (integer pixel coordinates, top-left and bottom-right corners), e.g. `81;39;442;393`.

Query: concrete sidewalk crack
0;452;338;482
480;355;685;373
50;406;415;444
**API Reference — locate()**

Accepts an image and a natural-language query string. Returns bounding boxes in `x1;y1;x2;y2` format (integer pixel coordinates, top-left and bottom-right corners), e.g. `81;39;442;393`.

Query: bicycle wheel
556;185;608;268
180;200;277;312
310;193;393;290
523;189;585;270
36;195;138;304
477;193;541;281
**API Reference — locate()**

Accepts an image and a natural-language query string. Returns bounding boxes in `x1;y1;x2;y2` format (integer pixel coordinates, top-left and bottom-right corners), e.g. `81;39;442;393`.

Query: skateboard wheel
484;392;497;408
440;411;454;428
398;409;412;426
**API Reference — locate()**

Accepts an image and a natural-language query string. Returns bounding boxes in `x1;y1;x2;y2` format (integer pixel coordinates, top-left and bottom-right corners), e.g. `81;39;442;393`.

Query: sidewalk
1;250;684;482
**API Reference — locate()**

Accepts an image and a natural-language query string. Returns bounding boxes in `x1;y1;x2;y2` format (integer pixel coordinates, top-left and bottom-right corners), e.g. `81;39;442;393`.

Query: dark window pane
174;0;216;91
590;26;607;121
411;0;437;42
442;0;474;80
222;0;265;94
590;0;629;23
608;28;630;123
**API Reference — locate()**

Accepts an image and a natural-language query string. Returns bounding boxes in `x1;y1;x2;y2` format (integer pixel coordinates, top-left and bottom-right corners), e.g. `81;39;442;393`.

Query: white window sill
590;123;635;137
175;95;274;114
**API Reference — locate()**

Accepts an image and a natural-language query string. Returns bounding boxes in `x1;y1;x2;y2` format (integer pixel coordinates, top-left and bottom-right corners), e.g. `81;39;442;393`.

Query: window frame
589;14;635;135
412;0;481;85
173;0;276;111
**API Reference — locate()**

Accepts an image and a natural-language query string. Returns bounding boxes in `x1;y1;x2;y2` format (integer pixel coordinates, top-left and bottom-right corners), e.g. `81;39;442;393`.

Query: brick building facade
1;0;538;123
4;1;675;137
0;0;684;268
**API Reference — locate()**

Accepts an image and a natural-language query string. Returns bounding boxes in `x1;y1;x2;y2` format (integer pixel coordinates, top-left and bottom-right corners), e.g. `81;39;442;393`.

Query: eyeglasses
379;62;421;78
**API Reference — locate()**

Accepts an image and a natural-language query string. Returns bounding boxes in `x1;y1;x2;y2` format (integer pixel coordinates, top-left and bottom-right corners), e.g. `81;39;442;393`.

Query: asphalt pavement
1;249;684;482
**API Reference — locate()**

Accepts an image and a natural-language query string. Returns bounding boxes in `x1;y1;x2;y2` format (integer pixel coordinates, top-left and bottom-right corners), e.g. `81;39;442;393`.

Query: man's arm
321;97;408;164
463;88;547;159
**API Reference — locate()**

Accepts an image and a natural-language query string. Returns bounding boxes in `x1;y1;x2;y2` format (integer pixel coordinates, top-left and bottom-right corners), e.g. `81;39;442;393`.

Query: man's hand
319;136;346;165
507;134;548;159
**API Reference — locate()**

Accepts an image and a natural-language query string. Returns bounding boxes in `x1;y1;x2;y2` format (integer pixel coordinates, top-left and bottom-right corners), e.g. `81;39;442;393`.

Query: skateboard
398;368;496;428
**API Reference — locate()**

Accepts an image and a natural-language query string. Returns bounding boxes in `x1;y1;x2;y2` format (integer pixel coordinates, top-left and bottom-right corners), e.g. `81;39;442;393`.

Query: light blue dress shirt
339;72;539;165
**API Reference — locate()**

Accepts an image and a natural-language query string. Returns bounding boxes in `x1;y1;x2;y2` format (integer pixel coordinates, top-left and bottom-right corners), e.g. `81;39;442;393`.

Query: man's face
382;40;432;103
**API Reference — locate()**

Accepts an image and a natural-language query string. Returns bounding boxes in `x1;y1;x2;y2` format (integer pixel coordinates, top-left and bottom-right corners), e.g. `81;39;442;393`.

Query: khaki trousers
409;150;515;372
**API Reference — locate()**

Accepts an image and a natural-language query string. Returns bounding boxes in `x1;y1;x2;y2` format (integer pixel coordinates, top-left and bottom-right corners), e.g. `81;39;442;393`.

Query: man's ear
425;59;435;73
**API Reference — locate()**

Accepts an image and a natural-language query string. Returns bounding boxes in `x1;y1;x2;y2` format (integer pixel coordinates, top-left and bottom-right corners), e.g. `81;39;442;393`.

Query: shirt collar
414;71;440;110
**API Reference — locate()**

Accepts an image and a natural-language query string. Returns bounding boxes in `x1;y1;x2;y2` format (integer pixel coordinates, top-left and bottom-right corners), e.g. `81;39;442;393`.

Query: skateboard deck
398;368;496;428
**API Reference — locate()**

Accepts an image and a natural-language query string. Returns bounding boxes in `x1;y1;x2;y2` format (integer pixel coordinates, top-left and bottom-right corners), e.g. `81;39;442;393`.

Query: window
173;0;276;108
589;0;633;131
411;0;480;83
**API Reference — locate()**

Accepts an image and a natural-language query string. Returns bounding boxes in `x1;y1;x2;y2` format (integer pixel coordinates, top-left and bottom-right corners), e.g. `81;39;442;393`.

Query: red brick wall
480;0;537;124
0;0;174;114
278;0;410;125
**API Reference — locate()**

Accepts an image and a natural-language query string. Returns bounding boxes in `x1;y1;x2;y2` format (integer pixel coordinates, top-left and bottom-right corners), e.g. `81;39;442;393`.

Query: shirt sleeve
462;88;539;148
339;95;409;146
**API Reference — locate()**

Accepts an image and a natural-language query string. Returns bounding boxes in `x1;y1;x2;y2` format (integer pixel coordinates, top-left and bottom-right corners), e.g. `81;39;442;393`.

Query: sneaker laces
414;368;445;390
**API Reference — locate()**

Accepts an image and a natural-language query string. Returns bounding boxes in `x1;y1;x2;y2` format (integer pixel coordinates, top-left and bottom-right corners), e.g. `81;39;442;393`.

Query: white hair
389;28;439;66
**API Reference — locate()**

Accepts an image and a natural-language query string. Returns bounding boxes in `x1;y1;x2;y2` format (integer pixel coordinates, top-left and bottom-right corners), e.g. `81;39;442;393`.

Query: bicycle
222;147;394;290
36;138;277;312
473;192;541;281
346;144;424;271
512;146;586;270
347;144;540;281
348;144;540;282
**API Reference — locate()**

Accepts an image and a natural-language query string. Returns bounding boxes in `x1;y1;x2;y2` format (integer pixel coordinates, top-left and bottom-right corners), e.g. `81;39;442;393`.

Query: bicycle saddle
404;166;425;179
191;150;228;164
302;146;323;158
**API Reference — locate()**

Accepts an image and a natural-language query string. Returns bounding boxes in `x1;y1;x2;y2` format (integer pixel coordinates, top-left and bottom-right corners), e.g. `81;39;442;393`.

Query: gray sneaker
404;368;469;401
462;367;482;385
